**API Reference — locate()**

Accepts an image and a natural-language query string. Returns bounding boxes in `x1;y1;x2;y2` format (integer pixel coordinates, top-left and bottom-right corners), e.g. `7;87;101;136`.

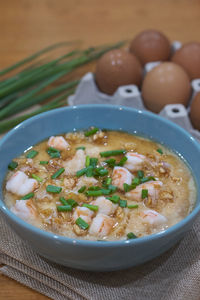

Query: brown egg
130;29;171;66
171;42;200;80
190;92;200;130
95;49;142;95
142;62;191;113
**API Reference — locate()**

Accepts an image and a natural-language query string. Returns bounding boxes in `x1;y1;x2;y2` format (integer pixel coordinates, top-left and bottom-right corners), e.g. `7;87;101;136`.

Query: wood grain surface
0;0;200;299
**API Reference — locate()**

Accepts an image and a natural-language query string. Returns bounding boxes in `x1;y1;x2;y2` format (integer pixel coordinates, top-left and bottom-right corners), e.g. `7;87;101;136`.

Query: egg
190;92;200;130
95;49;142;95
141;62;191;113
129;29;171;66
171;42;200;80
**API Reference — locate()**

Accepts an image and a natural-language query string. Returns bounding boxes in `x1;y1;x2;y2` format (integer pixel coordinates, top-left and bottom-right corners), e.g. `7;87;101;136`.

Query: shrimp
139;209;167;227
112;166;133;190
73;206;94;224
64;149;85;176
92;196;118;216
124;152;146;172
89;214;114;237
48;136;69;151
10;199;37;222
125;180;163;204
6;171;38;196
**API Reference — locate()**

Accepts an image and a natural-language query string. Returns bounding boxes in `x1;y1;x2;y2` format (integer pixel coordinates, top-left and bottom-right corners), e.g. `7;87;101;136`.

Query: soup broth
4;129;196;241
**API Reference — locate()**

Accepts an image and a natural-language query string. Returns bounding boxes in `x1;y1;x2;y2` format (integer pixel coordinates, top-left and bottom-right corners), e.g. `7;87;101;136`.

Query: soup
3;128;196;241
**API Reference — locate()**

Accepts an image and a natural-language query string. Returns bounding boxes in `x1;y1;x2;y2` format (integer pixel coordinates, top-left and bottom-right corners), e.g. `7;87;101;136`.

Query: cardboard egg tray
68;42;200;143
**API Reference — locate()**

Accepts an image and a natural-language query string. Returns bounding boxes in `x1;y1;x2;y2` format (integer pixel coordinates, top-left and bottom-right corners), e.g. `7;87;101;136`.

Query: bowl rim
0;104;200;248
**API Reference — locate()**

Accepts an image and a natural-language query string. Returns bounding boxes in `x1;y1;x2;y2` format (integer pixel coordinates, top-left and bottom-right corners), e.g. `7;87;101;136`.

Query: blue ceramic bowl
0;105;200;271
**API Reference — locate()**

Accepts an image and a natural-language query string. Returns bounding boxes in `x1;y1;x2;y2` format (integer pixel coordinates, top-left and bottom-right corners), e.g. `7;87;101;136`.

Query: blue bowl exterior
0;105;200;271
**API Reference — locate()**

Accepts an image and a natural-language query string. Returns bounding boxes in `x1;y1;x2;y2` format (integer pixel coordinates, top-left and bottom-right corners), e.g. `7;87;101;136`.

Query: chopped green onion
105;177;112;185
127;204;139;209
59;197;68;206
78;186;86;193
157;148;163;155
8;161;18;170
51;167;65;179
88;186;101;191
127;232;138;239
104;158;116;168
66;198;78;207
76;146;85;150
84;127;99;137
107;195;120;203
123;183;131;193
46;185;62;193
86;190;103;197
101;188;112;195
117;156;128;166
76;168;87;177
132;177;140;186
89;157;98;167
85;155;90;167
137;170;144;179
140;176;156;184
119;199;127;208
57;205;72;212
26;150;38;159
100;149;126;157
86;166;94;177
82;203;99;211
47;147;60;158
21;192;34;200
96;168;108;176
31;174;43;182
142;189;148;199
75;217;89;230
39;160;48;165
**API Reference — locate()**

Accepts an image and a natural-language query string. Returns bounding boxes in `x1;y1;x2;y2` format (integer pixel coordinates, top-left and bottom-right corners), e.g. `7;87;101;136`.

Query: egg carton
68;41;200;143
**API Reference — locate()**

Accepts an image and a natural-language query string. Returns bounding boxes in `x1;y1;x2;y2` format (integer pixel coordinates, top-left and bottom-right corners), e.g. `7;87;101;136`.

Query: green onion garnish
47;147;60;158
105;177;112;185
119;199;127;208
59;197;68;205
39;160;49;165
78;186;86;193
86;166;94;177
127;232;138;239
137;170;144;179
127;204;139;209
88;186;101;191
82;203;99;211
75;217;89;230
157;148;163;155
89;157;98;167
21;192;34;200
57;205;72;212
84;127;99;137
66;198;78;207
107;195;120;204
95;168;108;176
51;167;65;179
85;155;90;167
31;174;43;182
26;150;38;159
140;176;156;184
8;161;18;170
117;156;128;166
76;168;87;177
132;177;140;186
46;185;62;193
76;146;85;150
107;184;117;193
123;183;131;193
142;189;148;199
104;158;116;168
100;149;126;157
86;190;103;196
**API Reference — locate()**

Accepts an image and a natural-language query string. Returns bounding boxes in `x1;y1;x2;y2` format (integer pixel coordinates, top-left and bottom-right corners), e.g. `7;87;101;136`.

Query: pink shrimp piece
6;171;38;196
112;166;133;190
92;196;118;216
64;149;85;176
89;214;114;237
124;152;146;172
140;209;167;226
73;206;94;224
48;136;69;150
10;199;37;222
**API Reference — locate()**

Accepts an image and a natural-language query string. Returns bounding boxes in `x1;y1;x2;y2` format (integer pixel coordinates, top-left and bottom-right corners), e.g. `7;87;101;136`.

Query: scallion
51;167;65;179
142;189;148;199
123;183;131;193
57;205;72;212
75;217;89;230
84;127;99;137
26;150;38;159
21;192;34;200
100;149;126;157
127;232;137;239
66;198;78;207
127;204;138;209
117;156;128;166
76;146;85;150
78;186;86;193
157;148;163;155
39;160;48;165
8;161;18;170
85;155;90;167
137;170;144;179
46;185;62;193
31;174;43;182
76;168;87;177
106;195;120;204
47;147;60;158
82;203;99;211
119;199;127;208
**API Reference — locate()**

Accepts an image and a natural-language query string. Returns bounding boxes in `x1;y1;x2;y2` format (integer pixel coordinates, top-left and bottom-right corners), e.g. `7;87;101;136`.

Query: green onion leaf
31;174;43;182
95;168;108;176
88;186;101;191
137;170;144;179
86;190;103;197
59;197;68;206
78;186;86;193
100;149;126;157
127;204;139;209
75;217;89;230
84;127;99;137
89;158;98;167
51;167;65;179
21;192;34;200
85;155;90;167
104;158;116;168
157;148;163;155
57;205;72;212
117;156;128;166
66;198;78;207
39;160;49;165
8;161;18;170
26;150;38;159
86;166;94;177
142;189;148;199
107;195;120;203
107;184;117;193
82;203;99;211
76;146;85;150
47;147;60;158
127;232;138;239
105;177;112;185
76;168;87;177
123;183;131;193
132;177;141;186
46;185;62;193
119;199;127;208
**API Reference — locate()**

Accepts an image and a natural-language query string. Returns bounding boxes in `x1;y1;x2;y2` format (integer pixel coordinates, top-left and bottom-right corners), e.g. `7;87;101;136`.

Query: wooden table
0;0;200;299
